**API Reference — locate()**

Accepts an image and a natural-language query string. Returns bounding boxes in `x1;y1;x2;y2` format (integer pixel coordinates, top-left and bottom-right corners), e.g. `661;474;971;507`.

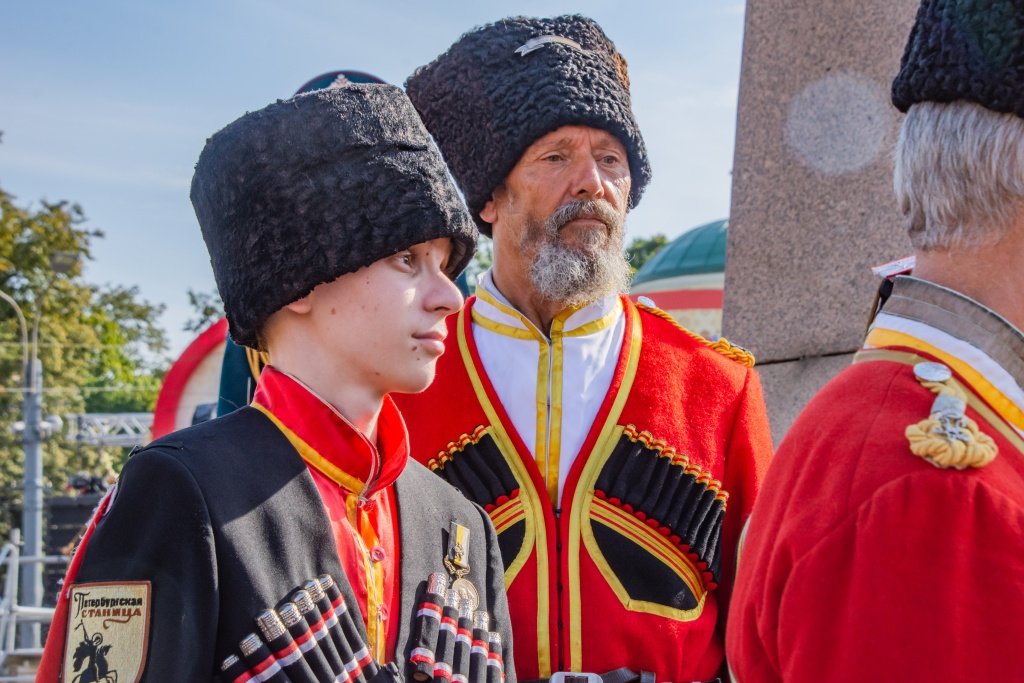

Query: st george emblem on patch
64;582;151;683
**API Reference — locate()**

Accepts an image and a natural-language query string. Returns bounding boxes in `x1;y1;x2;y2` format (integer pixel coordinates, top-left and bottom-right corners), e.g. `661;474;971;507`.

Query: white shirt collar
473;268;622;339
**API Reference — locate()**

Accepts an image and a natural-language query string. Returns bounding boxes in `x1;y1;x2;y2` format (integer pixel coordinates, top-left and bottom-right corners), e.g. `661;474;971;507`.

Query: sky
0;1;747;355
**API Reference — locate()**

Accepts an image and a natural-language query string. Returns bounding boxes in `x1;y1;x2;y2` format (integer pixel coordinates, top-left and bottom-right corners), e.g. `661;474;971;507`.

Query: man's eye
544;154;563;162
601;155;621;164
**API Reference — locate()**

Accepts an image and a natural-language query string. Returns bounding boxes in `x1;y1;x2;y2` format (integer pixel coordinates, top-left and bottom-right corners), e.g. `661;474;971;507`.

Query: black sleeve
475;502;517;683
74;447;220;682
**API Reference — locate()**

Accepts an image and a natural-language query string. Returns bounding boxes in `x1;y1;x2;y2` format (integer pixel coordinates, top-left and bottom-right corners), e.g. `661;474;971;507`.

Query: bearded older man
393;15;773;683
727;1;1024;680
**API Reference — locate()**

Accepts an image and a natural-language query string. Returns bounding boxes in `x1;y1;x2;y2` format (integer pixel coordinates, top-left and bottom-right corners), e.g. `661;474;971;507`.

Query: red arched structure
151;317;229;439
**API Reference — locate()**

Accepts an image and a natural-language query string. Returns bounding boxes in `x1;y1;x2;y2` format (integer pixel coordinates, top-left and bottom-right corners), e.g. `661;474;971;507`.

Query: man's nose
570;156;606;200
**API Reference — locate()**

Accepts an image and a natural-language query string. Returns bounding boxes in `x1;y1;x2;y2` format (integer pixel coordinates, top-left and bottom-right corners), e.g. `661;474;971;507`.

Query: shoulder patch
64;582;151;683
904;362;998;469
635;297;755;368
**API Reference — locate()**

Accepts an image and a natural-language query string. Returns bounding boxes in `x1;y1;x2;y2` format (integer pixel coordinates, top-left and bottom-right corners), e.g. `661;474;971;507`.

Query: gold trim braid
635;300;754;367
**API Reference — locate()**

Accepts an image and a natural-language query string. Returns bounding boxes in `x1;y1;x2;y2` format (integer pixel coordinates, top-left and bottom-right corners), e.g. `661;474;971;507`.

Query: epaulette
634;296;755;368
904;361;997;469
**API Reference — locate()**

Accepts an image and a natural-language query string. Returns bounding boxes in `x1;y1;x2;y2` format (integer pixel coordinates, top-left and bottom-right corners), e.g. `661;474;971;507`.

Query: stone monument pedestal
724;0;919;444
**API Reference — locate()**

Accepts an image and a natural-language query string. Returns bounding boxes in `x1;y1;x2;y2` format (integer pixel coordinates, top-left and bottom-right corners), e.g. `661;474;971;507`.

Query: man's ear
285;295;313;315
480;192;500;225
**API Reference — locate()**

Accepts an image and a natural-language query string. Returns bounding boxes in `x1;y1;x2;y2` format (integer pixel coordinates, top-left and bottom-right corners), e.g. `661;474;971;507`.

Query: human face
291;238;463;397
481;125;632;306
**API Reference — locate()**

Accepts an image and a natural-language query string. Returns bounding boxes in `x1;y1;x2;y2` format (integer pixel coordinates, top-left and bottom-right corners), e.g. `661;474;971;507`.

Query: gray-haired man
728;1;1024;680
395;14;774;683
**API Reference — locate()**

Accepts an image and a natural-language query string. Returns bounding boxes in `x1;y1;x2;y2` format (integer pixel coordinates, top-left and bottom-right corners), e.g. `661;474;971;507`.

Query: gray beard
525;200;632;308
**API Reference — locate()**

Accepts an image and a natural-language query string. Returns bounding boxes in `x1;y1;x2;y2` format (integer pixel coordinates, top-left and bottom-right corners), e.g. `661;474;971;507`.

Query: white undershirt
471;270;626;506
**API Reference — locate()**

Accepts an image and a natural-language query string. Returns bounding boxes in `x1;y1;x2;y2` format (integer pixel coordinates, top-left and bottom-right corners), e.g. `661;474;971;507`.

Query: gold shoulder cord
245;347;270;381
905;362;998;469
634;298;755;368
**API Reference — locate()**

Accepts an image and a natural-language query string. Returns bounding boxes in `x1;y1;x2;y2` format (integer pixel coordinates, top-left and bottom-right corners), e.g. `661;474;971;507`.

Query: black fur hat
191;84;477;348
405;14;651;236
892;0;1024;116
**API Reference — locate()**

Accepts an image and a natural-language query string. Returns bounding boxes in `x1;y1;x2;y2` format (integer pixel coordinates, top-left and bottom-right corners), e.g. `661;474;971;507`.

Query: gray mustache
546;199;621;234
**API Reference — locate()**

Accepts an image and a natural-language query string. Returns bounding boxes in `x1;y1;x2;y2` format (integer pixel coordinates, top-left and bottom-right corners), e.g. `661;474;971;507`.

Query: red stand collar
252;366;409;497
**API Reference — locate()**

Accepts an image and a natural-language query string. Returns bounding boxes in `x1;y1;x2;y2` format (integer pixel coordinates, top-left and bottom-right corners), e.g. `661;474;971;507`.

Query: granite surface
754;354;854;447
723;0;919;364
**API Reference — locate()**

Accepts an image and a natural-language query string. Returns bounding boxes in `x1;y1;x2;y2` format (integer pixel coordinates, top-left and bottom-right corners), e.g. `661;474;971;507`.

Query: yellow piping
855;348;1024;454
252;402;364;492
457;312;552;676
471;308;543;341
865;327;1024;432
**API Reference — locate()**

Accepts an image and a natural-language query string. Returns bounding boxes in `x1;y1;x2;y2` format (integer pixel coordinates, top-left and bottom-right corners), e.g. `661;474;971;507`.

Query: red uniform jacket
396;296;773;682
727;276;1024;682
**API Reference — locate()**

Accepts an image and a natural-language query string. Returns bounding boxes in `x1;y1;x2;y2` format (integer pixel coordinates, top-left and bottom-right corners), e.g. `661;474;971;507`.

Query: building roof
631;218;728;285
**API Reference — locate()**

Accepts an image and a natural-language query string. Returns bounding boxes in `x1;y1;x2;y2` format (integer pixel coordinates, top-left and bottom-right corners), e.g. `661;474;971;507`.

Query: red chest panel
395;299;769;681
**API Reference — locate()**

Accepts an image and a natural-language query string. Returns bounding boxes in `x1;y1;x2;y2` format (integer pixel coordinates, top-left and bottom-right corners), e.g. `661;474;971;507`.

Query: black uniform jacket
72;406;515;682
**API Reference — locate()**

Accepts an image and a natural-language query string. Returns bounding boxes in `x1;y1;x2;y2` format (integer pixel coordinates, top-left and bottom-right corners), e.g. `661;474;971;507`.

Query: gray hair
893;100;1024;251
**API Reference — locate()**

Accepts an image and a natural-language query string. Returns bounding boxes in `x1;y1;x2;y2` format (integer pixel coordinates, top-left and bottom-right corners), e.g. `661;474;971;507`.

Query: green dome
632;219;727;285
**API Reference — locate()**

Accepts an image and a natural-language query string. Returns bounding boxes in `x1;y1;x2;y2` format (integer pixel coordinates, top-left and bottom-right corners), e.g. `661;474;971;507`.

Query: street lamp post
0;289;37;649
0;289;27;374
20;358;44;649
1;251;78;649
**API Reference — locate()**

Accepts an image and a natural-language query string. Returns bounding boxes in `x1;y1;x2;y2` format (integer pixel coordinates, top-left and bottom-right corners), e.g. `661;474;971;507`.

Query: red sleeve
36;489;116;682
776;474;1024;682
717;368;774;614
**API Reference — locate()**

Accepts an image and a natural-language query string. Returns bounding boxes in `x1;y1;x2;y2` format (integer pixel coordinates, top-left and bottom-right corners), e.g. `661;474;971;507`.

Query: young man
38;84;515;683
394;15;773;683
727;1;1024;680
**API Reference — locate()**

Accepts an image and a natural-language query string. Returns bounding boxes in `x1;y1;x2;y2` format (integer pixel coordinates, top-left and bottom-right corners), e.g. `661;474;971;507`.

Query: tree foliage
0;181;169;536
461;235;493;292
626;234;669;275
183;288;223;333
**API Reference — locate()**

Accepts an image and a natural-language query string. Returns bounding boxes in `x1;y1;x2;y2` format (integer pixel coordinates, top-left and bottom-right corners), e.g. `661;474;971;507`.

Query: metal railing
66;412;153;448
0;529;69;681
